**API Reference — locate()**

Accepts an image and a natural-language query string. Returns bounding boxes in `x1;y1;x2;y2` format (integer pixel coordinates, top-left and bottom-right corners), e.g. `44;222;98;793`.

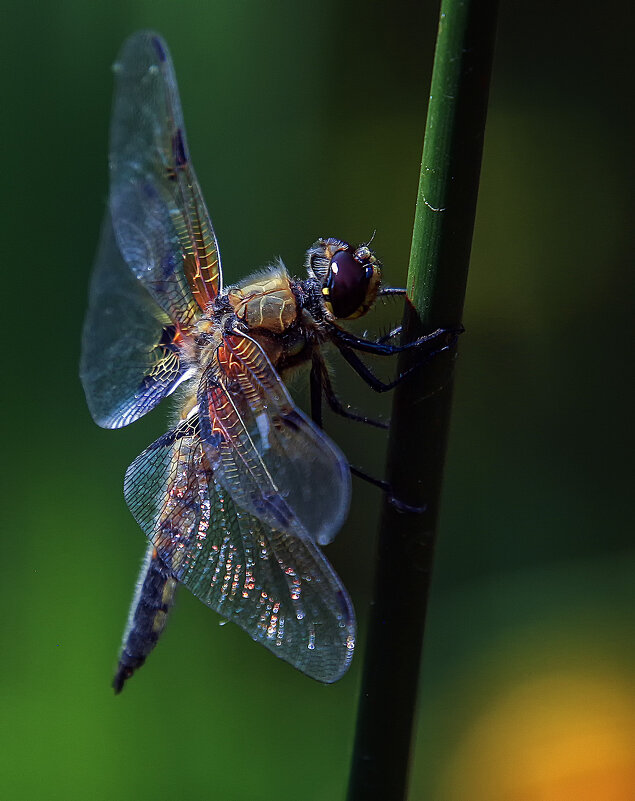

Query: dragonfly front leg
375;324;403;345
334;326;462;394
334;341;452;393
331;324;462;357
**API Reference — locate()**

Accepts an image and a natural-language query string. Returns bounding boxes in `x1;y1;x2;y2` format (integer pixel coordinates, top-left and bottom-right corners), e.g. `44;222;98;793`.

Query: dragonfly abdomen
113;545;177;693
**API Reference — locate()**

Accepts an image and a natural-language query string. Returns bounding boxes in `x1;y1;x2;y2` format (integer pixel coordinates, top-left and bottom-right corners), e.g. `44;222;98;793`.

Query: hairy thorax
226;263;298;334
185;262;324;386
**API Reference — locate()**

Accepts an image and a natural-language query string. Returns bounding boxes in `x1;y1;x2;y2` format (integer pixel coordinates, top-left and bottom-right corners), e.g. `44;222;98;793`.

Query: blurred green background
2;0;633;799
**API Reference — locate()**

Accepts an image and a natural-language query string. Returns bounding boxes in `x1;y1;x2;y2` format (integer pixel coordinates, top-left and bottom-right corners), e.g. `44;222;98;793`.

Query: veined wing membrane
80;211;189;428
109;31;221;328
199;333;351;546
124;416;355;683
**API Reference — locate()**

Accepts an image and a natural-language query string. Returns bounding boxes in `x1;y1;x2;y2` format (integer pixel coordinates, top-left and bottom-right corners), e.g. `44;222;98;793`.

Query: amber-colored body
84;32;447;692
181;262;332;409
227;267;298;334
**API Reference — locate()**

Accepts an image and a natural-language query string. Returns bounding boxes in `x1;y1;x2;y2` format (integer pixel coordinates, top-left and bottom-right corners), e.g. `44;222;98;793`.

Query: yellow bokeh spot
442;672;635;801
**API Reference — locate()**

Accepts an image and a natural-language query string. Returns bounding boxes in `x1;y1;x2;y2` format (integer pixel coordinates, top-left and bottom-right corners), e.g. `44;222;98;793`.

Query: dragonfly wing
109;31;221;328
199;333;351;546
124;416;355;682
80;211;189;428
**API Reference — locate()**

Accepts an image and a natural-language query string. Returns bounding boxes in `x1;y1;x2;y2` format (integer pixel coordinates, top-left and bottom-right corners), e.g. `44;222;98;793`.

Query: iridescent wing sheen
80;212;190;428
124;416;355;683
109;30;221;329
199;333;352;547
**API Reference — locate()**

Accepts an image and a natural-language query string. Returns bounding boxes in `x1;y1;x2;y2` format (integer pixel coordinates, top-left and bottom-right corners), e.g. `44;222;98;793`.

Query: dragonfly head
305;237;382;320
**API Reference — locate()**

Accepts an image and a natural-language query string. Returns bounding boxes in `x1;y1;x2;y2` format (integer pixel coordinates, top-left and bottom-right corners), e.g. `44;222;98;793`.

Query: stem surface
347;1;499;798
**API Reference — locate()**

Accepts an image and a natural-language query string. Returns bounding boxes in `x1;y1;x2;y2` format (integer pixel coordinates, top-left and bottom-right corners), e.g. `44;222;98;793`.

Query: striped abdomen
113;545;177;693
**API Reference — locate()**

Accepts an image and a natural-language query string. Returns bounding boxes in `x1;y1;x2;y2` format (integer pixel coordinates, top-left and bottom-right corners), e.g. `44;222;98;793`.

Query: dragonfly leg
377;286;407;299
332;324;463;357
309;353;324;428
310;352;389;430
375;324;403;345
335;337;457;394
350;465;426;513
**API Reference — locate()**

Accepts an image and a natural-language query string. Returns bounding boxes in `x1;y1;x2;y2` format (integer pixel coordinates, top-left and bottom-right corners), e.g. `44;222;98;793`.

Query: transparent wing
124;416;355;683
80;211;189;428
199;333;351;546
109;30;221;329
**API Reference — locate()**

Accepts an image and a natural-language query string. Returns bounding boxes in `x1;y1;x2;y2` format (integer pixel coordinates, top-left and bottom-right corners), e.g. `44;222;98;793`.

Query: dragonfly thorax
225;262;299;335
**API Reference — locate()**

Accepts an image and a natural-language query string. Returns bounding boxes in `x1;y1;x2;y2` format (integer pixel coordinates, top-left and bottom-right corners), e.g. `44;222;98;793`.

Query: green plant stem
347;1;498;799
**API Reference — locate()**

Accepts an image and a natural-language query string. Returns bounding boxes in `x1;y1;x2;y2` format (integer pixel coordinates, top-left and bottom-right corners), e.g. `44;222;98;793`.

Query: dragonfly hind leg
113;545;178;693
349;465;426;514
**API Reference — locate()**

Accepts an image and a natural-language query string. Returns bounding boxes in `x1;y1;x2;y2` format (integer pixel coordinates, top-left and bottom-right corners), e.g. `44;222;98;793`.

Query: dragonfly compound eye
322;246;381;319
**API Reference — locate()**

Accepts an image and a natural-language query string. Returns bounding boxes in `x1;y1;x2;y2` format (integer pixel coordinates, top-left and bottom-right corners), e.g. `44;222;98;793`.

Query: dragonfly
80;31;454;693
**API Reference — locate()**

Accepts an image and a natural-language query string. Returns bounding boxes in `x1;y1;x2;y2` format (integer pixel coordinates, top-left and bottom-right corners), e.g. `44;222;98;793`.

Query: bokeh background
2;1;633;799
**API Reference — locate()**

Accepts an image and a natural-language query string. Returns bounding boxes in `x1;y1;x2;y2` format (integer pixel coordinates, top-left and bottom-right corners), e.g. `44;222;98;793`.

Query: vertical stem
347;1;498;799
